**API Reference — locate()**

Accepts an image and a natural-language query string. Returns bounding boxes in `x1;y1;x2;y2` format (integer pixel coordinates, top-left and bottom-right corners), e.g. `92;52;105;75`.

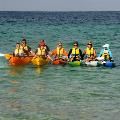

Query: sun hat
102;44;109;48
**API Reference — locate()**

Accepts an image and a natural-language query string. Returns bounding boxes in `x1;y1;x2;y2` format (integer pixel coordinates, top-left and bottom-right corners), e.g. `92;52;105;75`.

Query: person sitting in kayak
98;44;113;61
40;39;50;53
83;41;96;62
20;39;32;56
51;42;68;60
34;40;49;59
13;43;24;56
68;41;83;62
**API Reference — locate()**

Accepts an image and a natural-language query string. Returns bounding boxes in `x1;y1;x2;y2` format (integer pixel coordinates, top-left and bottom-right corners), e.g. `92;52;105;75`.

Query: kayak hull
69;61;100;67
52;59;67;65
31;57;49;66
68;61;81;66
8;56;33;66
84;61;99;67
103;61;115;67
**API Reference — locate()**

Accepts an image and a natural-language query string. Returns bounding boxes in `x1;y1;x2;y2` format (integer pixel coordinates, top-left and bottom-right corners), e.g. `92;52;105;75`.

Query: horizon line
0;10;120;12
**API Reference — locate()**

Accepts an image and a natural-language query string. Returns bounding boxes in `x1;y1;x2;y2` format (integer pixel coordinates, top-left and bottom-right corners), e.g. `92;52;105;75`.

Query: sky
0;0;120;11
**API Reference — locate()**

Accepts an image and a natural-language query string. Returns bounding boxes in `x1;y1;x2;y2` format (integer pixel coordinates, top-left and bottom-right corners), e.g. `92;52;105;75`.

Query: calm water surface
0;11;120;120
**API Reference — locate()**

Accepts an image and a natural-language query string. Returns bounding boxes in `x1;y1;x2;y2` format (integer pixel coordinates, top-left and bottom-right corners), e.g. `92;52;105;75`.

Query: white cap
102;44;109;48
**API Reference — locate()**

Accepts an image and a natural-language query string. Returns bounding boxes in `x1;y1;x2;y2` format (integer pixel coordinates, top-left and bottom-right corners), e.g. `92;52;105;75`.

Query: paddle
0;53;5;57
0;53;12;60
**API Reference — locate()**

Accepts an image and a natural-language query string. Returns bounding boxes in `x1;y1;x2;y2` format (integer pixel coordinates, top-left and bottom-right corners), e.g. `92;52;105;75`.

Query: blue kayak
103;61;115;67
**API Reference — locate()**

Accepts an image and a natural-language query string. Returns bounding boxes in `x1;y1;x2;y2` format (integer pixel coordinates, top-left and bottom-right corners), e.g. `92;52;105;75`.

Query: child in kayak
68;41;83;62
83;41;96;62
98;44;113;61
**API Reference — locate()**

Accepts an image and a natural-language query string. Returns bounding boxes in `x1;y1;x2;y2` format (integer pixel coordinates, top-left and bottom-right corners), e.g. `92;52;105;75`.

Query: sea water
0;11;120;120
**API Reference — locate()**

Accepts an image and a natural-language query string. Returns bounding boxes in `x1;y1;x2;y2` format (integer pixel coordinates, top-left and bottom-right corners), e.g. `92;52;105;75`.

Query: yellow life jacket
101;50;110;60
37;48;46;56
57;47;64;58
86;47;94;57
20;45;29;51
72;48;80;55
14;48;24;55
24;46;28;51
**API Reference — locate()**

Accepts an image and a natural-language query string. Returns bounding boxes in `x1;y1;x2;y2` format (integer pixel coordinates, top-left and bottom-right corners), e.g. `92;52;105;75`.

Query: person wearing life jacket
40;39;50;53
83;41;96;62
51;42;68;60
68;41;83;62
98;44;113;61
35;41;48;59
20;39;32;56
13;43;24;56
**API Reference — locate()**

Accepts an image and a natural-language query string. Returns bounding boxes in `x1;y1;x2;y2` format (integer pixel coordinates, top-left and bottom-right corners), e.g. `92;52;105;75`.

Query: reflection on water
34;66;43;74
0;62;120;120
9;65;45;75
9;66;26;76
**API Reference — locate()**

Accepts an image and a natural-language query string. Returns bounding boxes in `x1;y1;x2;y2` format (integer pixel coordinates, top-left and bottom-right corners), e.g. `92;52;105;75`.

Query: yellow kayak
31;56;49;66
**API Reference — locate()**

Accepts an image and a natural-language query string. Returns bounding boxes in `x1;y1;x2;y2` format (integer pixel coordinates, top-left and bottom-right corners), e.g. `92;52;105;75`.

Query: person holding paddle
51;42;68;60
34;40;49;58
83;41;96;62
68;41;83;62
50;42;68;65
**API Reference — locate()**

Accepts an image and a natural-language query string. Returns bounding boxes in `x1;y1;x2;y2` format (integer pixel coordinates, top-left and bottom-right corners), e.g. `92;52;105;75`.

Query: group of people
14;39;32;56
14;39;113;62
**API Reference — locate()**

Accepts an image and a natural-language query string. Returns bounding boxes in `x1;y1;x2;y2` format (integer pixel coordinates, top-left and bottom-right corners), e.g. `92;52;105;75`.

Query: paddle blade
0;53;5;57
4;54;12;60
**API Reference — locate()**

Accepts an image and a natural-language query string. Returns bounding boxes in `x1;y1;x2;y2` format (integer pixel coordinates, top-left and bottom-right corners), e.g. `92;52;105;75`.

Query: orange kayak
8;55;33;66
52;59;67;65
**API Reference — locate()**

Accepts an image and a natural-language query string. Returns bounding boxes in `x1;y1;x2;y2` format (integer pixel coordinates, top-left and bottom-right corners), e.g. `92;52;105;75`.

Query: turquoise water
0;12;120;120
